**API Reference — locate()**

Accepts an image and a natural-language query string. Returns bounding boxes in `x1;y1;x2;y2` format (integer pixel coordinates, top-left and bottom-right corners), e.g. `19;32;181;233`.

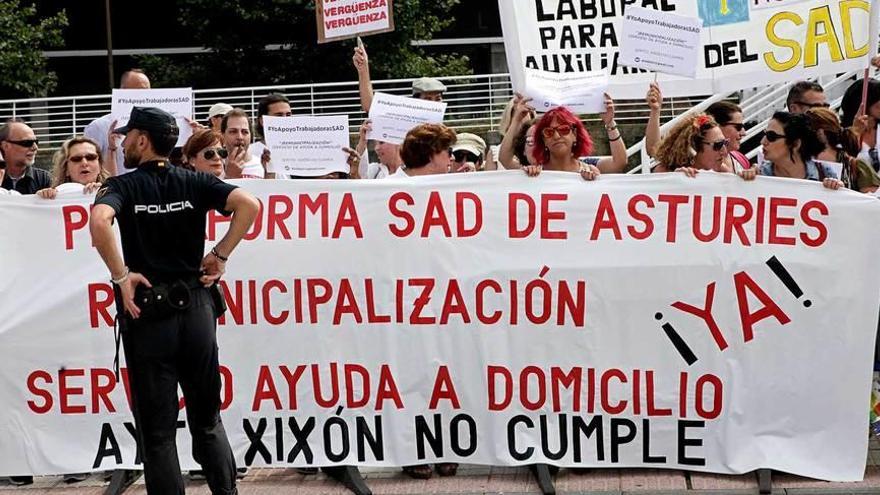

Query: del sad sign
499;0;879;98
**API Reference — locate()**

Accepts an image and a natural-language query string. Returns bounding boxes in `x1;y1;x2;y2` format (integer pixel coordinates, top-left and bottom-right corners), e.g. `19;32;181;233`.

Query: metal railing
0;73;715;158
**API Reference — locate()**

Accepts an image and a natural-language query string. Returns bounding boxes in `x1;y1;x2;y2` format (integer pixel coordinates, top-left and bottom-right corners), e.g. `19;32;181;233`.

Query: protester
786;81;828;114
221;108;265;179
353;43;446;113
841;78;880;174
740;111;842;190
250;93;292;177
84;69;151;175
36;137;108;199
0;120;50;194
522;106;602;180
392;122;459;478
705;101;751;172
450;133;486;172
394;123;456;179
651;113;729;176
90;107;259;494
498;94;537;168
353;119;403;178
183;129;227;178
805;107;880;193
487;95;536;170
206;103;233;133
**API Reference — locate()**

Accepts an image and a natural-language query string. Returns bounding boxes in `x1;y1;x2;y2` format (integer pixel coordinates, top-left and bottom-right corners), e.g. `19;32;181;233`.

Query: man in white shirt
83;69;151;175
221;109;265;179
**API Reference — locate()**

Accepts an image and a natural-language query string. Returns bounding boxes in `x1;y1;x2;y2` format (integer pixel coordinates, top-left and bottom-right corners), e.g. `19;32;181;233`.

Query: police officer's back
90;106;259;494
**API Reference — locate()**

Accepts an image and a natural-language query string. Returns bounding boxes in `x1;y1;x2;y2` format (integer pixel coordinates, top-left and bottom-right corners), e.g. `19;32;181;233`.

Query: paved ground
4;439;880;494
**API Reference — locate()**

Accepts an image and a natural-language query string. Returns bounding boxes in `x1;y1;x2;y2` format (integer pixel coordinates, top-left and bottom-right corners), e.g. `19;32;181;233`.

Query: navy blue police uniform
94;107;238;494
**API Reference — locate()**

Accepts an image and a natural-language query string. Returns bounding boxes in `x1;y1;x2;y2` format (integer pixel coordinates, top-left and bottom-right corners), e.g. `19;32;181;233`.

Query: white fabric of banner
0;172;878;481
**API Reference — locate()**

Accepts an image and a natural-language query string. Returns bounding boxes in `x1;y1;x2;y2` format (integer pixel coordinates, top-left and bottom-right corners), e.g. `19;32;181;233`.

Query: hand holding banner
522;68;608;114
367;92;447;144
263;115;351;177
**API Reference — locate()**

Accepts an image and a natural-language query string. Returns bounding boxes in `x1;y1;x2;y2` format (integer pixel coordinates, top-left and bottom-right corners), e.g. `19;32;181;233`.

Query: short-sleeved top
757;158;838;181
94;160;237;283
1;166;51;194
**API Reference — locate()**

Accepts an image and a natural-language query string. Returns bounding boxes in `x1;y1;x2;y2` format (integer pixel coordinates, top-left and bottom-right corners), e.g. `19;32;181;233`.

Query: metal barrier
0;73;713;158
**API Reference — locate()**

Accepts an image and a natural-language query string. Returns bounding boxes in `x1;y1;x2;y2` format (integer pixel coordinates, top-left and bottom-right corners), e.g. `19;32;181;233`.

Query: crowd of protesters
3;48;880;489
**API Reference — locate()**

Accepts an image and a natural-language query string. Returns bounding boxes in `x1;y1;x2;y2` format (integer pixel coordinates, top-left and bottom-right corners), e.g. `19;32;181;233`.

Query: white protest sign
367;92;447;144
1;174;879;482
814;159;843;180
619;7;703;78
522;68;607;114
499;0;878;98
316;0;394;43
110;88;194;146
262;115;350;177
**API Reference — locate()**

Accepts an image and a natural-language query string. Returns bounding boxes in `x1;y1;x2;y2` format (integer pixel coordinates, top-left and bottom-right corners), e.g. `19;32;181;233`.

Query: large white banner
499;0;879;99
1;173;879;482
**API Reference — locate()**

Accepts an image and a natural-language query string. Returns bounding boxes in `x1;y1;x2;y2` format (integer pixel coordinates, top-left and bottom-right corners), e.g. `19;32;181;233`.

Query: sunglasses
724;123;746;132
542;125;575;139
453;150;480;162
793;100;830;109
202;147;228;160
763;130;787;142
703;139;730;151
6;139;38;148
68;153;99;163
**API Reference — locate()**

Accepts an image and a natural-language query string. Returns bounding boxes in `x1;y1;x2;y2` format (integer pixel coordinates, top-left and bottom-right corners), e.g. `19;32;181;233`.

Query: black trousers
120;287;237;494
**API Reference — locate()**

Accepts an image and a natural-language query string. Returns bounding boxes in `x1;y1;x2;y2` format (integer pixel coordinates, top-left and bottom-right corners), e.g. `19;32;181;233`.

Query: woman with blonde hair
36;136;110;199
652;113;729;176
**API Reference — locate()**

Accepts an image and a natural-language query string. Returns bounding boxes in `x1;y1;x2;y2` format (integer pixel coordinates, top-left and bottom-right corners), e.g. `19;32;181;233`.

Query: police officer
89;107;259;494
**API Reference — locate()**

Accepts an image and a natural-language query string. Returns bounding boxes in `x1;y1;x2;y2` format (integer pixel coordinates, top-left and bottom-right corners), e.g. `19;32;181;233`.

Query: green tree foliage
138;0;469;89
0;1;67;97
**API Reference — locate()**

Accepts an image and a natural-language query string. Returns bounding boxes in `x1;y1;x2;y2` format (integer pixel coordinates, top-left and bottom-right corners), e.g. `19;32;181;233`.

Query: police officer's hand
200;253;225;287
121;272;152;319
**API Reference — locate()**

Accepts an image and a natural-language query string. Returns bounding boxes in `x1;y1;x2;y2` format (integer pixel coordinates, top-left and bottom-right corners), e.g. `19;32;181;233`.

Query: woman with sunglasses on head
652;113;730;176
740;111;843;189
805;107;880;193
182;129;227;178
521;106;603;180
36;137;109;199
705;101;751;173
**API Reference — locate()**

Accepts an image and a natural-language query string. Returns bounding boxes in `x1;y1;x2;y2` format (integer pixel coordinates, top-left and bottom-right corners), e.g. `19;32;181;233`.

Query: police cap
114;107;179;137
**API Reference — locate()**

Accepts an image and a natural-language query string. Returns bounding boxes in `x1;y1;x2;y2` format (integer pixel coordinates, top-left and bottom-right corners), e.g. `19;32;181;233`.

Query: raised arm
645;82;663;158
353;45;374;113
595;94;627;173
498;94;535;169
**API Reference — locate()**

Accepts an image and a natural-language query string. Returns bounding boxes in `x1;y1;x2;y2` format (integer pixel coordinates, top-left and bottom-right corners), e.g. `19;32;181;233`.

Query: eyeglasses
6;139;38;148
201;147;228;160
724;123;746;132
703;139;730;151
453;150;480;162
542;125;574;139
68;153;99;163
763;130;787;142
793;101;830;109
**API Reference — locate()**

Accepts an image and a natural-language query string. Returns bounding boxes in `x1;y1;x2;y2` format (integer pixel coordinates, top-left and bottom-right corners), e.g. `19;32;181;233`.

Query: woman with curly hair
652;113;730;175
522;106;601;180
36;136;110;199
